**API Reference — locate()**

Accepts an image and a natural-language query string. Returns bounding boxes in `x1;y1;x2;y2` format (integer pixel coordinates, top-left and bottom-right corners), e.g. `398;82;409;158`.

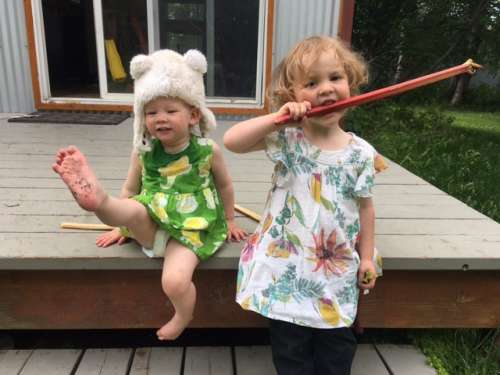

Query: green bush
463;84;500;111
411;330;500;375
344;103;500;222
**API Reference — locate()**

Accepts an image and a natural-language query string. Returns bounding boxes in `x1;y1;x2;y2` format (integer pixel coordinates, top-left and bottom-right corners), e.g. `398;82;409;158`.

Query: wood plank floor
1;115;499;271
0;344;436;374
1;116;500;329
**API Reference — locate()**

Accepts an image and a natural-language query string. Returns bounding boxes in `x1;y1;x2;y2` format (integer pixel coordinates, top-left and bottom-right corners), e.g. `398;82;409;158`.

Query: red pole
274;59;482;126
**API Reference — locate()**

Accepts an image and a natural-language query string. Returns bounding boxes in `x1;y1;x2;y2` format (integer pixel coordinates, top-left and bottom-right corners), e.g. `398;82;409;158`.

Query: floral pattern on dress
236;127;383;328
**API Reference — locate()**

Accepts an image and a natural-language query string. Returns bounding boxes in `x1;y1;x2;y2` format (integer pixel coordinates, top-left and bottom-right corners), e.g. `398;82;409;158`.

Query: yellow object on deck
105;39;127;82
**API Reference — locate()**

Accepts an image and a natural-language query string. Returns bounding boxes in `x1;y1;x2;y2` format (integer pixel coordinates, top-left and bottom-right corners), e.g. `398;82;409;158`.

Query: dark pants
269;319;357;375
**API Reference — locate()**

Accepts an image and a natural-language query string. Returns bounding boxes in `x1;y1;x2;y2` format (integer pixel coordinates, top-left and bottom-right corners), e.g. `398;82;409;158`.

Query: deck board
75;348;132;375
352;344;390;375
19;349;81;375
1;117;499;271
0;345;402;374
129;347;183;375
0;349;33;375
1;117;500;329
184;347;233;375
234;346;276;375
376;344;437;374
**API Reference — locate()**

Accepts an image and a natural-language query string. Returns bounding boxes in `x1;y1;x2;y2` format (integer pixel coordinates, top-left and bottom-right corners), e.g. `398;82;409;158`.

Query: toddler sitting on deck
53;49;246;340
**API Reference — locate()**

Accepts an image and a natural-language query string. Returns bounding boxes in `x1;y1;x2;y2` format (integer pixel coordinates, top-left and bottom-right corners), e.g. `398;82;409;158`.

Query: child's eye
330;74;341;81
167;110;177;114
305;81;316;88
146;111;156;116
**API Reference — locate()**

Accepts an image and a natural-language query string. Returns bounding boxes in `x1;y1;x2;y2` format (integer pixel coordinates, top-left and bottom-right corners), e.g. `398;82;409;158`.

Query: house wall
4;0;347;114
273;0;341;67
0;0;34;113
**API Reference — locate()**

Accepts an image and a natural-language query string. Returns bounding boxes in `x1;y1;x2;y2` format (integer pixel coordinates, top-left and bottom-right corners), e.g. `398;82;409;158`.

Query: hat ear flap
130;54;153;80
183;49;207;74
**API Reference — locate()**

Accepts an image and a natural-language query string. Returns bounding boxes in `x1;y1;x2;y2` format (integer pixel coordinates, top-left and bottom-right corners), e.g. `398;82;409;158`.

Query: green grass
346;104;500;222
445;109;500;138
411;330;500;375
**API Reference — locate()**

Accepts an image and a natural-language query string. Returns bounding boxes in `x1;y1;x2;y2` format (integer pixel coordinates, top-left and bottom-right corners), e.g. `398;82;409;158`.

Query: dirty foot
52;146;106;211
156;313;192;341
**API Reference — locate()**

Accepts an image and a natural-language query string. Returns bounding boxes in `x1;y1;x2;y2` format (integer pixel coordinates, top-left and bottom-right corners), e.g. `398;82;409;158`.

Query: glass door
35;0;267;105
94;0;149;99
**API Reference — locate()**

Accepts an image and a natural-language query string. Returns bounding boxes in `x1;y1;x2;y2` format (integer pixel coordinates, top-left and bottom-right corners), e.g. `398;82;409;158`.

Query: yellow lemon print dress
133;136;227;260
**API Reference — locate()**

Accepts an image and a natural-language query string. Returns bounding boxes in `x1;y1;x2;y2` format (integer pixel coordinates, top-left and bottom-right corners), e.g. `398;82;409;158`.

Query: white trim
148;0;159;52
31;0;51;100
41;96;260;108
206;0;215;96
255;0;267;107
333;0;341;35
93;0;107;99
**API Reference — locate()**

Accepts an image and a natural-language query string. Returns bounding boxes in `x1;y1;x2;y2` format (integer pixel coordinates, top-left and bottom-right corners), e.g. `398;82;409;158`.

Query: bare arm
223;102;311;153
120;150;142;198
357;197;377;290
96;150;142;248
211;142;247;241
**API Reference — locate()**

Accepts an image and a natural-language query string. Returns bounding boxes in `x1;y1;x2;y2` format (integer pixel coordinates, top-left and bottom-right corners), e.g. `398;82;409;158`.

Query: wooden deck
1;114;500;329
0;344;436;374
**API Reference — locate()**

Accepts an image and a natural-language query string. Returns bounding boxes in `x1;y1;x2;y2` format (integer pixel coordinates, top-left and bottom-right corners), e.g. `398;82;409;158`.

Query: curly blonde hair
268;36;368;111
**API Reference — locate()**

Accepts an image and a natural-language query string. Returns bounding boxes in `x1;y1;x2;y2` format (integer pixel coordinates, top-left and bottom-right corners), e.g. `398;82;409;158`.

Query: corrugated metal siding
0;1;35;113
273;0;341;67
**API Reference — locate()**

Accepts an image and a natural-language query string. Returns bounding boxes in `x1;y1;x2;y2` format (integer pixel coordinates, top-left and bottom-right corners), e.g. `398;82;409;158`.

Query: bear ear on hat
184;49;207;74
130;54;153;80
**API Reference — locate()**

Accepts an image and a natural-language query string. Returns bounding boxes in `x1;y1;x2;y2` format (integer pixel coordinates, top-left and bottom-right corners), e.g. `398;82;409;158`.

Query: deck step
376;344;437;374
0;344;437;374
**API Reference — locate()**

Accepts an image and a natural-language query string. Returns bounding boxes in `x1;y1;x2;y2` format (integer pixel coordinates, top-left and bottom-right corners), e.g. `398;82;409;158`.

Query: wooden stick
234;204;262;222
61;204;262;230
275;59;483;125
61;222;114;231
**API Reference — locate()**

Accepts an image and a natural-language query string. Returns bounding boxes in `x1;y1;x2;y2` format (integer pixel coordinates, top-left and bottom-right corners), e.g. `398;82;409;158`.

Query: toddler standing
53;49;246;340
224;36;384;375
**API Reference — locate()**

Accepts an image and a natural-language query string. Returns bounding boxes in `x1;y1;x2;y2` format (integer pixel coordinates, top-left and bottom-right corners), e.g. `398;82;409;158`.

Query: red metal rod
275;59;482;125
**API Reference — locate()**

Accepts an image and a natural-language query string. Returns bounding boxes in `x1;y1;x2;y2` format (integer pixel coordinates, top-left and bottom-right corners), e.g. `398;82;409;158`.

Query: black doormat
8;110;130;125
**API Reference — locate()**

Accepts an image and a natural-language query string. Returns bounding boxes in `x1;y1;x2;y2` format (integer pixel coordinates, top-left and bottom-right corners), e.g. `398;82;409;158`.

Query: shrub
344;103;500;222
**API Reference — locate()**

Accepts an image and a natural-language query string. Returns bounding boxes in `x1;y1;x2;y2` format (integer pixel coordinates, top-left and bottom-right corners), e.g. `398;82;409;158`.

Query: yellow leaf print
176;194;198;214
310;173;322;203
160;176;175;190
240;296;252;310
266;241;290;259
376;253;383;270
203;188;216;209
318;298;340;326
181;230;203;248
262;213;273;233
375;154;388;173
199;155;212;177
158;155;192;177
183;217;209;230
150;192;168;222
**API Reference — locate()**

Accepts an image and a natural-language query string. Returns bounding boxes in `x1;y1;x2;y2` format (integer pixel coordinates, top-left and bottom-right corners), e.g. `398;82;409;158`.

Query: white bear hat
130;49;216;151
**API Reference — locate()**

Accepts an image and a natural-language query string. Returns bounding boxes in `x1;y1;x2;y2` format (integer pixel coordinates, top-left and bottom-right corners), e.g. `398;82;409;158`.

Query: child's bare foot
52;146;106;211
156;313;192;341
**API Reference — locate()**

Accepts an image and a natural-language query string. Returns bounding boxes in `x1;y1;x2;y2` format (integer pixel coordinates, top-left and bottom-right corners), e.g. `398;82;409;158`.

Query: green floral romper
132;136;227;260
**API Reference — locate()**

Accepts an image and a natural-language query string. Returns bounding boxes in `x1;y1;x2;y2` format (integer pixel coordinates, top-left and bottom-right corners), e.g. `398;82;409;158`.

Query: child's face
144;97;200;146
293;50;350;126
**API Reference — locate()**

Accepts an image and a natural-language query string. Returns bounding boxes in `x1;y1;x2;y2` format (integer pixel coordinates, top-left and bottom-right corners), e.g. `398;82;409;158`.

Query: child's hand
276;101;312;124
358;259;377;292
96;227;128;248
226;220;247;242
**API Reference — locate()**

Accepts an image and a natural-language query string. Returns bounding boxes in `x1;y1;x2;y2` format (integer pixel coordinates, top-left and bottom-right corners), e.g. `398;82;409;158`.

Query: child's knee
161;272;191;297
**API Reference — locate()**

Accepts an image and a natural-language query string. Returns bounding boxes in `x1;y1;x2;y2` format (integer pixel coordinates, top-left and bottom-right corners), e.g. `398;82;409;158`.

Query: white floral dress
236;127;383;328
